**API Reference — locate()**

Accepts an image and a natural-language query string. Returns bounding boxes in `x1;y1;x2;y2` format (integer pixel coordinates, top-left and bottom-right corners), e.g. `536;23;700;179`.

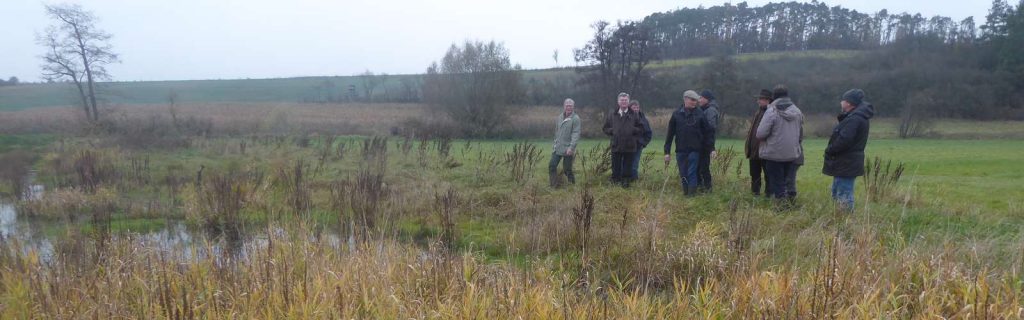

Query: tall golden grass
0;223;1020;319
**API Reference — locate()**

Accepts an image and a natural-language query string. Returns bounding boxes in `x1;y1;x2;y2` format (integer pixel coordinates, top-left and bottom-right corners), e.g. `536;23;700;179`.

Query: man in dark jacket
745;89;772;196
630;100;653;180
603;92;644;187
697;89;720;193
823;89;874;211
664;90;714;196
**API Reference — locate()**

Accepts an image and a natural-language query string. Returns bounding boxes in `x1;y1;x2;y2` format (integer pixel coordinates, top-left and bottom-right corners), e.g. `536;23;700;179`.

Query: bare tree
37;4;119;121
422;40;524;137
359;70;380;102
574;20;658;109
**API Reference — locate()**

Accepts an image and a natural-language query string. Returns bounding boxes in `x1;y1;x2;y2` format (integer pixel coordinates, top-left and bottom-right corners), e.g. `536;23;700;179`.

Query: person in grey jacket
549;98;581;187
697;89;720;193
755;85;804;203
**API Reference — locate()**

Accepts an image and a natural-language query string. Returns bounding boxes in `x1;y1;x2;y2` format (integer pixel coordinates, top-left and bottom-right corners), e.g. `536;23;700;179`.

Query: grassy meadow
0;109;1023;318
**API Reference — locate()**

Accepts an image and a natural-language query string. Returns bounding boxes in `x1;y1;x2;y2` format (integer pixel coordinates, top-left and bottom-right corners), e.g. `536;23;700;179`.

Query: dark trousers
548;153;575;186
748;158;770;196
787;164;801;198
697;150;713;192
764;160;797;199
610;152;636;185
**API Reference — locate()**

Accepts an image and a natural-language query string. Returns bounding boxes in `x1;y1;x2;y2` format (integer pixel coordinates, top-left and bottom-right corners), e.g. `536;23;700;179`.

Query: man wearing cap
697;89;720;193
603;92;644;188
823;89;874;211
756;85;804;205
745;89;772;196
664;90;714;196
549;98;581;188
630;100;653;180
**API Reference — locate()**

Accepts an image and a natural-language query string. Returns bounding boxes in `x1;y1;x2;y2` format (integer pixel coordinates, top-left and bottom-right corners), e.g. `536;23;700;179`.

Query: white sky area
0;0;990;82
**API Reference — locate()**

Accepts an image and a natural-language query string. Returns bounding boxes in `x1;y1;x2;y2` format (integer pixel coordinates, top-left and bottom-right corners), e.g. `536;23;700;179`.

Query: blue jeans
631;147;645;179
831;176;856;211
676;152;700;188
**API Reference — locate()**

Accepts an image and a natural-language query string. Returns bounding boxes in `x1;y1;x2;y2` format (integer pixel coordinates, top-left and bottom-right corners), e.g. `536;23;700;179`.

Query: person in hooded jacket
630;100;653;180
696;89;720;193
823;89;874;212
755;85;804;204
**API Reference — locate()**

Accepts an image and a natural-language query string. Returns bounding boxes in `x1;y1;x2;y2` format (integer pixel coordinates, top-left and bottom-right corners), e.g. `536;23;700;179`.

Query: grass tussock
0;224;1022;319
1;127;1022;317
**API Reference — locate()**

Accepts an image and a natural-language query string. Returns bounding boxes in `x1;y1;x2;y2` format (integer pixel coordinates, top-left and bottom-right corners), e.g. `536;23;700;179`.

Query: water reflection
0;174;354;263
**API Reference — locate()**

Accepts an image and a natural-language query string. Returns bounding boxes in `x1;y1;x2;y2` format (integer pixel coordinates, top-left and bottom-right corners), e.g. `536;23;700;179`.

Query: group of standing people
549;86;874;211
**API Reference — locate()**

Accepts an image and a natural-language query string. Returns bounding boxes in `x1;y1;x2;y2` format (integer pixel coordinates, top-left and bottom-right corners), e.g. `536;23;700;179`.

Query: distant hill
0;50;859;111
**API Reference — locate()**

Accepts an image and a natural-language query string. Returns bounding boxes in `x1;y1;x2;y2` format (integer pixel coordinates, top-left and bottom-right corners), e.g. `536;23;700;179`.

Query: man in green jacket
549;98;581;187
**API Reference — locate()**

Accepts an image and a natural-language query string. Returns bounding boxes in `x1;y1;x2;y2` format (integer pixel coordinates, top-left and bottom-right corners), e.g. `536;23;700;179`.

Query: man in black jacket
823;89;874;211
664;90;714;196
603;92;644;187
630;100;653;180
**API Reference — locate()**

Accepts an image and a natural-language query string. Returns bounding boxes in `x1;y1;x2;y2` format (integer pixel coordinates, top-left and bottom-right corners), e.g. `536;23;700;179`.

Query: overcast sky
0;0;990;82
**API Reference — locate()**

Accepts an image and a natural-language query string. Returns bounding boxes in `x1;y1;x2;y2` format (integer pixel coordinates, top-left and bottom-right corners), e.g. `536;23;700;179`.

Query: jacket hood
701;101;719;110
851;103;874;120
772;98;802;121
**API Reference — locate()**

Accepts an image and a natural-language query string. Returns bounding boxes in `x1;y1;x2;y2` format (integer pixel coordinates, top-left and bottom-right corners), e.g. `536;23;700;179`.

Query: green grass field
2;132;1024;317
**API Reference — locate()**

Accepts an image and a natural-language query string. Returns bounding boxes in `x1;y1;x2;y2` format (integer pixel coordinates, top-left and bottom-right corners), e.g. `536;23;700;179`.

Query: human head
683;90;700;109
629;100;640;112
563;98;575;114
772;85;788;101
756;89;772;107
841;89;865;111
699;89;714;106
617;92;630;109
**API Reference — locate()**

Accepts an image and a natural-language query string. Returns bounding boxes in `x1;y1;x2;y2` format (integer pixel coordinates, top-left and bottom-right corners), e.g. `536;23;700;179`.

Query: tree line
35;1;1024;137
567;0;1024;124
643;1;979;58
0;77;20;86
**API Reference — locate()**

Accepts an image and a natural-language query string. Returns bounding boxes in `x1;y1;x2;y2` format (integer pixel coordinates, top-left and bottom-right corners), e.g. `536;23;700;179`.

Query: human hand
711;150;718;159
566;148;574;156
663;154;671;165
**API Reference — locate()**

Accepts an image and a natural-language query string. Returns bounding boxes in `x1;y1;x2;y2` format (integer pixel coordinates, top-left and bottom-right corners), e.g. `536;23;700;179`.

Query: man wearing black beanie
823;89;874;212
697;89;720;193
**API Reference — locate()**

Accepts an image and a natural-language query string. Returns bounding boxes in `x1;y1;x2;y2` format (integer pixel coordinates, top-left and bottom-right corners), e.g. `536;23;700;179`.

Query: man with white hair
603;92;644;188
549;98;581;188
